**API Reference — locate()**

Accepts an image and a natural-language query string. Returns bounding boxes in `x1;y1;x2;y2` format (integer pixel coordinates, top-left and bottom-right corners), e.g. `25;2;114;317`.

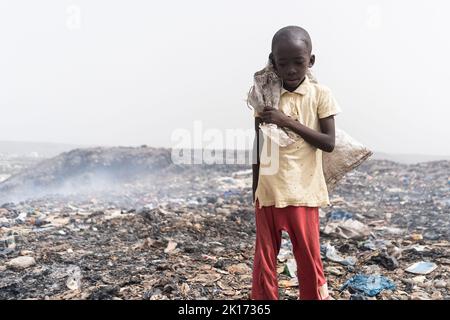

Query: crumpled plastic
340;274;396;297
323;218;371;239
322;242;357;266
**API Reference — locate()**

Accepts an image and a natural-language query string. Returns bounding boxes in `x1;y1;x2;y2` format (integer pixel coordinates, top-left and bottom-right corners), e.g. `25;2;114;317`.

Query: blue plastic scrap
328;210;353;221
223;190;240;198
340;274;396;297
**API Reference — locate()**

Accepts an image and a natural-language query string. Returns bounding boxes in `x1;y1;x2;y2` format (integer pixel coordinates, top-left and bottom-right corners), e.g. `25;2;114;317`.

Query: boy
252;26;341;300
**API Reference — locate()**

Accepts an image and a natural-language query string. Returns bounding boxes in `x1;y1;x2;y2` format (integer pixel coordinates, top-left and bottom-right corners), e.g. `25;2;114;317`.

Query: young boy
252;26;341;300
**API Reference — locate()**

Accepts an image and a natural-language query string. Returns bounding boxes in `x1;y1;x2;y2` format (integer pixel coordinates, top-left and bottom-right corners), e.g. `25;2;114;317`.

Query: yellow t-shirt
254;76;342;208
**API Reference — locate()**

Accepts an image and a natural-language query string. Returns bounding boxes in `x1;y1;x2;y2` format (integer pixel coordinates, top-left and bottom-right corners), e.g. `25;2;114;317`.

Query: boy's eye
277;61;304;68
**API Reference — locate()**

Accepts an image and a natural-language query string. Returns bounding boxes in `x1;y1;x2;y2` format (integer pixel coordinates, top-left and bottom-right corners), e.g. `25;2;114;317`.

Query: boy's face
271;39;315;91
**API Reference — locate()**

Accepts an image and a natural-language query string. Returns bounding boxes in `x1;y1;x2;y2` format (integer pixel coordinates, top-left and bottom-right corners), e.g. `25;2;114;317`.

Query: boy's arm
285;115;336;152
252;117;263;202
259;106;336;152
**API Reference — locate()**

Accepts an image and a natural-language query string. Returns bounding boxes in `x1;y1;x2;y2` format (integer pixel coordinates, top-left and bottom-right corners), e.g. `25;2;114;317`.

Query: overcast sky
1;0;449;155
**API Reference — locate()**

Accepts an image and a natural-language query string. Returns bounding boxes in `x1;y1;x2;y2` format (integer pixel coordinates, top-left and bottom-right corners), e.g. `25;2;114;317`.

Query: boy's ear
308;54;316;68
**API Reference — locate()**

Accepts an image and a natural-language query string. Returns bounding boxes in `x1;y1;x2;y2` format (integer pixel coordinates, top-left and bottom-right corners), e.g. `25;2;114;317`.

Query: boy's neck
283;76;306;92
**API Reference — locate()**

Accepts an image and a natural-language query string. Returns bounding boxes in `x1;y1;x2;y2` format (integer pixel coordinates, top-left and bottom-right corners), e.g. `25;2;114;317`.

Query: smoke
0;146;252;205
0;146;173;204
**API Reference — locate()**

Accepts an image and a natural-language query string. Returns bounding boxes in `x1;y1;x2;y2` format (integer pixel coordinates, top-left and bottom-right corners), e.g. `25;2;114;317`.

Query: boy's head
270;26;315;91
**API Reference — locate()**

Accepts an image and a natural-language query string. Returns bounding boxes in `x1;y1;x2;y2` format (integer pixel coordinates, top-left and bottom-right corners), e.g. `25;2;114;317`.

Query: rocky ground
0;147;449;300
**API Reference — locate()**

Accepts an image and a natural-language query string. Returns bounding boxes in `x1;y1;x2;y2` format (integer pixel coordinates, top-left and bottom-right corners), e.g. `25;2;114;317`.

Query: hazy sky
1;0;449;155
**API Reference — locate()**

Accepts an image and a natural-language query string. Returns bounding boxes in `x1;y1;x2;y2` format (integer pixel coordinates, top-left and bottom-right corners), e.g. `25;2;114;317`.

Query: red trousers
251;201;328;300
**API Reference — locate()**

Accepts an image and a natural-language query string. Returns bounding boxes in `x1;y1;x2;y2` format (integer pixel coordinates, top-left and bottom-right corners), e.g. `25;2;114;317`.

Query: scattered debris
405;261;438;275
164;240;178;254
323;218;371;239
0;148;448;300
66;265;82;291
6;256;36;270
340;274;396;297
322;243;357;266
283;259;297;278
227;263;251;275
328;210;353;221
369;252;399;271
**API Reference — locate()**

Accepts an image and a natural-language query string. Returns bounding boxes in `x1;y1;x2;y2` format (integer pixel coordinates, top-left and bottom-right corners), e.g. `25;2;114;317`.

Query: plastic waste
340;274;396;297
283;259;297;278
323;219;370;239
405;261;437;275
66;265;82;290
322;243;357;266
328;210;353;221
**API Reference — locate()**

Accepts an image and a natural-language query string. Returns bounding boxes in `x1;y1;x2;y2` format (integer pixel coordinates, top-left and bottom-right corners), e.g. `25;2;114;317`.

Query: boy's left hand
260;106;290;127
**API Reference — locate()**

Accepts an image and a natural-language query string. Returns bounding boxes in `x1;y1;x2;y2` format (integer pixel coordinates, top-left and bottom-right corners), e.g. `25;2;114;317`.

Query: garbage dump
0;146;449;300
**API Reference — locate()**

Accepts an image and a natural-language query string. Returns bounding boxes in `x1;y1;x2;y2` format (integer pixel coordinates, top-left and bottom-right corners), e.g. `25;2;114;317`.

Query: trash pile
0;153;41;183
0;147;449;300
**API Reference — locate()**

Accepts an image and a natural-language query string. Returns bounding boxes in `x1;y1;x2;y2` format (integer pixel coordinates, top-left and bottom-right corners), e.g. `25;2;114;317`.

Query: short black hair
271;26;312;54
